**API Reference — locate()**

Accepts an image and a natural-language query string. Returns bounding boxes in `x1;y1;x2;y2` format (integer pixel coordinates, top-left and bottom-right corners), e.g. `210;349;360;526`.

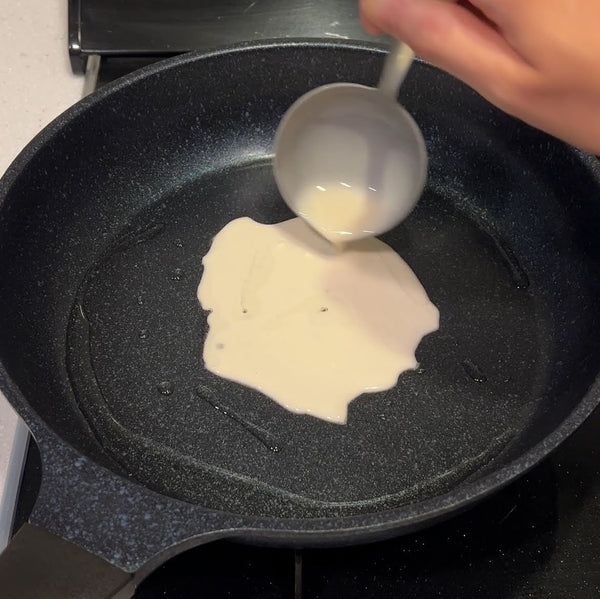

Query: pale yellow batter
296;184;380;244
197;216;439;424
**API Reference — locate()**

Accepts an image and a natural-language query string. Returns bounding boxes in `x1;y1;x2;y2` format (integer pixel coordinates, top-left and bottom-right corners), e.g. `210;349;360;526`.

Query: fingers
359;0;534;104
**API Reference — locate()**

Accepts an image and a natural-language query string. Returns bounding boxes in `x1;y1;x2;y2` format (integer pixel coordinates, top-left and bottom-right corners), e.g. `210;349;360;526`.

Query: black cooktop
68;0;374;72
14;1;600;597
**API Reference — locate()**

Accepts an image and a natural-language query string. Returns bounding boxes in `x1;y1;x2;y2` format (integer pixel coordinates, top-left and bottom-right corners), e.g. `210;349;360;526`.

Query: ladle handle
378;40;415;99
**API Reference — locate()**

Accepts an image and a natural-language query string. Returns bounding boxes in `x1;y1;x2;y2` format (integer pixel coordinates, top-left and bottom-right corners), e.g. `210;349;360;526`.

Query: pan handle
0;523;135;599
0;428;238;597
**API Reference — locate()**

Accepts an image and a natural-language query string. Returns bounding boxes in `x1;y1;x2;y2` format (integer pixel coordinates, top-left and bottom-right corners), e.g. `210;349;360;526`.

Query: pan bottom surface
66;157;545;518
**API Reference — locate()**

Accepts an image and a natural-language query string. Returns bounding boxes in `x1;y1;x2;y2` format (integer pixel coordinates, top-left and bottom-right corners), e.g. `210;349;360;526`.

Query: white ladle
273;42;427;241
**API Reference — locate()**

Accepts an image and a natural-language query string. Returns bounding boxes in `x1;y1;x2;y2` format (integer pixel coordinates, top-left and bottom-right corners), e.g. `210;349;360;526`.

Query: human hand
359;0;600;154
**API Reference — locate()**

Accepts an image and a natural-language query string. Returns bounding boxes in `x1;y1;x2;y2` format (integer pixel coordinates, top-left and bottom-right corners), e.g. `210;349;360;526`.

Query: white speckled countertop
0;0;83;546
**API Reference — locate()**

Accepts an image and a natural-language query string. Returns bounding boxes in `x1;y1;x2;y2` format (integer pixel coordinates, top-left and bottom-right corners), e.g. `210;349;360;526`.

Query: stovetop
9;1;600;597
68;0;375;73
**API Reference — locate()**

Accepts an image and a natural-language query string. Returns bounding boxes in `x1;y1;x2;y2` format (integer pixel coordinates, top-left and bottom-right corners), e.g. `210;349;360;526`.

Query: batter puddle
198;217;438;423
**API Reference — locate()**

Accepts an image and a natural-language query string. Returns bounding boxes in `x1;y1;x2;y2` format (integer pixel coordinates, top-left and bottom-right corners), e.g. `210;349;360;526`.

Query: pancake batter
197;216;438;423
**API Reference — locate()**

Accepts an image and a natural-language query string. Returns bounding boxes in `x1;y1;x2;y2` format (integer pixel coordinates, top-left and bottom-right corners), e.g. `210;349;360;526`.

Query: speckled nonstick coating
1;41;600;575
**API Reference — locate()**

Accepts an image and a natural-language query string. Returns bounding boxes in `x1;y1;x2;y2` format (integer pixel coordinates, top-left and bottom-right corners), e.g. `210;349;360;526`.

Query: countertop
0;0;83;545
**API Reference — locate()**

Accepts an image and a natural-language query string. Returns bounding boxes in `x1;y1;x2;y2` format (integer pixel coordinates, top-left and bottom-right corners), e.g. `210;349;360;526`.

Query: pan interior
63;158;551;518
1;46;600;520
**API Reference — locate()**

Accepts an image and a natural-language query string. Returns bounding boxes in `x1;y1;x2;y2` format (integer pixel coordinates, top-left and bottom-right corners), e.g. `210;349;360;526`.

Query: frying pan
1;40;600;598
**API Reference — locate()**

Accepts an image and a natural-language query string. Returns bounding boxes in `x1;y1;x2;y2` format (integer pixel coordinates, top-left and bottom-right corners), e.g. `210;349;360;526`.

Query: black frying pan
1;41;600;598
